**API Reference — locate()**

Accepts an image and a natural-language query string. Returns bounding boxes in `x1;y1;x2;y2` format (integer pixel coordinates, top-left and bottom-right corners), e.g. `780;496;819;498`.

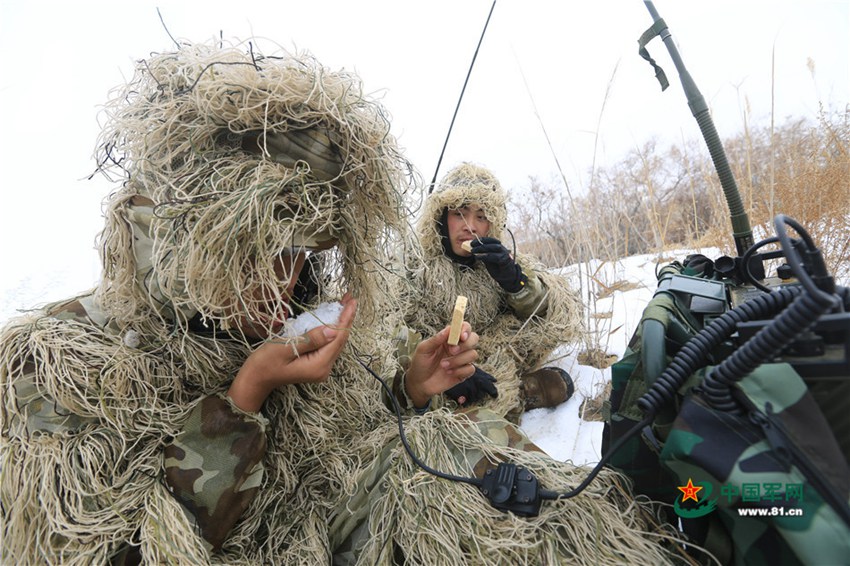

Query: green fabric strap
638;18;670;91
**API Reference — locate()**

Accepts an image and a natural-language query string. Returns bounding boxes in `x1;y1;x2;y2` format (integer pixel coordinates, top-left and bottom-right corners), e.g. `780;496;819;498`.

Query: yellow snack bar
448;295;468;346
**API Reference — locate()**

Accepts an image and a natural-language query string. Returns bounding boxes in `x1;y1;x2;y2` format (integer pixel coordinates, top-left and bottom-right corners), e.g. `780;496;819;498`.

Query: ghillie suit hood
93;41;413;333
0;39;414;564
429;162;509;250
403;162;583;418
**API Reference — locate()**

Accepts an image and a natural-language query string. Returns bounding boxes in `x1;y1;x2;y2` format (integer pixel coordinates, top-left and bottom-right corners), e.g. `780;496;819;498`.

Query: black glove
470;237;527;293
444;366;498;406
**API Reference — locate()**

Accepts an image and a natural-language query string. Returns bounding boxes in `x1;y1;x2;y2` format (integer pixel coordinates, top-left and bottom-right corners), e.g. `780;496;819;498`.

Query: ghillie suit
1;40;689;566
331;407;694;565
0;39;411;565
399;163;583;420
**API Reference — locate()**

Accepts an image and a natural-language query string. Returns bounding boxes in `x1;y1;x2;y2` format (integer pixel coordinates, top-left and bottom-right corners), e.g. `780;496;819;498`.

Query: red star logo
678;479;703;502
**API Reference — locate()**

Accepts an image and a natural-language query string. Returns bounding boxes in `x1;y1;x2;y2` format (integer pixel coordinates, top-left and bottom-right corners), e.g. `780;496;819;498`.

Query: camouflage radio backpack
603;7;850;564
602;245;850;565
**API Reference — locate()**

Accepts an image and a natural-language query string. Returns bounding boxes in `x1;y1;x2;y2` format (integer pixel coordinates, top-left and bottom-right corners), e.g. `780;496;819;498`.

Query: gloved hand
444;366;498;406
470;237;528;293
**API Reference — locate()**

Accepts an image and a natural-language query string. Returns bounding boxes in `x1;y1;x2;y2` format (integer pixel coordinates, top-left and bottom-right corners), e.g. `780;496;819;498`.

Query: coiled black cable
701;216;840;411
639;215;844;416
636;286;801;416
741;236;781;292
701;289;837;411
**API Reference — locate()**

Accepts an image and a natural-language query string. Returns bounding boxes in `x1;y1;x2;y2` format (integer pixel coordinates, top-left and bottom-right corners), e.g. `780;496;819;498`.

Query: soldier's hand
404;322;479;410
470;237;527;293
444;366;498;406
227;294;356;412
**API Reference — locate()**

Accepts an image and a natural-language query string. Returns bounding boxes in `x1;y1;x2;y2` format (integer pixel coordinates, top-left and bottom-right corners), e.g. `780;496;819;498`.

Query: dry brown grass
509;105;848;361
580;380;612;422
577;348;619;369
594;279;641;300
510;108;849;283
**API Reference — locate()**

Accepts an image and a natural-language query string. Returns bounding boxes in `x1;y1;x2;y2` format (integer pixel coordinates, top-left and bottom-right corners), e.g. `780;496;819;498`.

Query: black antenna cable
429;0;497;194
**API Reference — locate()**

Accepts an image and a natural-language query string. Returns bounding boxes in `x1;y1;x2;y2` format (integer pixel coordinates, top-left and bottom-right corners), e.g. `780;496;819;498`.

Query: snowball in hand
281;302;344;337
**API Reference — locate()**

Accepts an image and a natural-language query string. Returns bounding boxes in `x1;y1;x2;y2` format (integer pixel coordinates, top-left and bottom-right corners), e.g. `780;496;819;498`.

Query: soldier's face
446;204;490;256
232;251;308;339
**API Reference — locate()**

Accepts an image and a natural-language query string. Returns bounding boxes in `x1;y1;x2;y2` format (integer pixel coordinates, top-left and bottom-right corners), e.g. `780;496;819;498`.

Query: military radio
602;2;850;562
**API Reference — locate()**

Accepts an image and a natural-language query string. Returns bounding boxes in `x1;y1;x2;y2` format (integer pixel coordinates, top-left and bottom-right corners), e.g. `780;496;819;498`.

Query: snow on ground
0;254;100;324
520;248;719;465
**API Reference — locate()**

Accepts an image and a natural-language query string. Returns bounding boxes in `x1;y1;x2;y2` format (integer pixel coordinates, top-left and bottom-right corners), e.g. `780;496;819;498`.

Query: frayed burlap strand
336;409;694;565
93;39;415;334
139;486;211;564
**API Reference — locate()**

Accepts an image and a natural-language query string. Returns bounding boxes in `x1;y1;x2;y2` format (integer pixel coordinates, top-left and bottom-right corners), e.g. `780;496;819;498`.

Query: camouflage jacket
4;296;267;556
5;292;452;558
498;264;551;319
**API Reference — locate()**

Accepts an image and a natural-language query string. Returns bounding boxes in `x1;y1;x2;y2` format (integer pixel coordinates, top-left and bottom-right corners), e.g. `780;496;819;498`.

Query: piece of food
461;240;473;253
447;295;468;346
280;302;344;337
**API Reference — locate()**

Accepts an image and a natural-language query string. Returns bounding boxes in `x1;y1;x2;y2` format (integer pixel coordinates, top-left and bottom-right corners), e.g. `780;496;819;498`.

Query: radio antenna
639;0;754;255
428;0;497;193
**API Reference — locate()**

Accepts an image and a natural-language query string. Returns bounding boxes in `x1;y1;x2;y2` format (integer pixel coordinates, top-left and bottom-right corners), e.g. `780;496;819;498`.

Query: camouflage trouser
328;407;543;565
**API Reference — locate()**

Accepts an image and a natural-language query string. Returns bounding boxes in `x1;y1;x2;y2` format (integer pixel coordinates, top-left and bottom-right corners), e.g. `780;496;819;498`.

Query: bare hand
227;294;357;412
404;321;479;409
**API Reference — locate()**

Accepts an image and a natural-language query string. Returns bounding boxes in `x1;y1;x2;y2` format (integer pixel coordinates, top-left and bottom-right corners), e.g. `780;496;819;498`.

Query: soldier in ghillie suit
398;163;583;421
0;40;691;565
